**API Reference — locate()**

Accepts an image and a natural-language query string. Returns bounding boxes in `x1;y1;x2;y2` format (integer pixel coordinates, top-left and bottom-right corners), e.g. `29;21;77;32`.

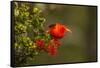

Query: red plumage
49;23;71;39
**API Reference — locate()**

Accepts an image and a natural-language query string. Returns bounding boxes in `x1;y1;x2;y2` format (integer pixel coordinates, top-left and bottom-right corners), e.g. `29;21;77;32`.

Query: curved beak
65;28;72;33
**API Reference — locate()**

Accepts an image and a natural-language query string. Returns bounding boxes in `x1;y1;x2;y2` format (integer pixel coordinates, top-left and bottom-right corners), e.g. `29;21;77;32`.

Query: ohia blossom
47;45;57;56
36;39;45;49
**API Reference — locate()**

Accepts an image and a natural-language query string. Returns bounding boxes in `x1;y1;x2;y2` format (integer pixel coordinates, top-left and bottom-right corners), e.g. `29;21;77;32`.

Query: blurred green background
14;2;97;65
29;3;97;65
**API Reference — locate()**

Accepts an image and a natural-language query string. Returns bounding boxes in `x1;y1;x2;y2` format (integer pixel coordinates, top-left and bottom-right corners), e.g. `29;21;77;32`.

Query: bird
48;23;72;39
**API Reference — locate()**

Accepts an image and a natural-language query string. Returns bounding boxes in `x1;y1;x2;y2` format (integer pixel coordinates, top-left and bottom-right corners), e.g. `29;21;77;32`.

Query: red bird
49;23;71;39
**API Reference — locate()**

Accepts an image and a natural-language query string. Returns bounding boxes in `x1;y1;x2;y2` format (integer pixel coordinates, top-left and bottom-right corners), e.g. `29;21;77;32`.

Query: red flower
47;45;57;56
36;39;45;49
49;23;71;39
53;39;61;47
